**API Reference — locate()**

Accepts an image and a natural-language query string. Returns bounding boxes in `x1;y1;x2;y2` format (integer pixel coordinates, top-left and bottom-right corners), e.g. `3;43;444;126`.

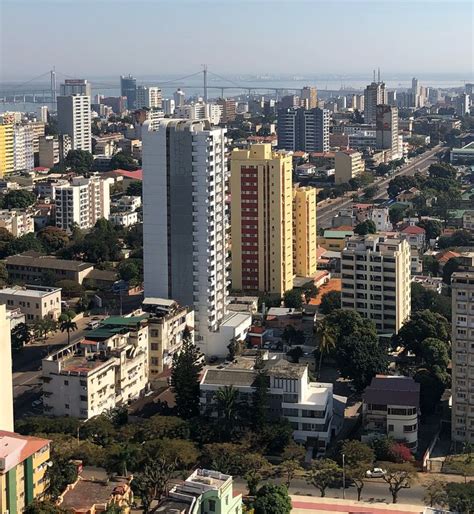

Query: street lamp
342;453;346;500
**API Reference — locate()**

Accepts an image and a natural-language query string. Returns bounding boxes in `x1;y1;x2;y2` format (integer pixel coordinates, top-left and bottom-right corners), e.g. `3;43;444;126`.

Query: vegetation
1;189;37;209
306;458;341;497
381;462;417;503
318;290;341;315
354;219;377;235
109;152;138;171
253;484;292;514
126;181;142;197
340;440;375;501
283;289;303;309
59;313;78;345
65;149;94;172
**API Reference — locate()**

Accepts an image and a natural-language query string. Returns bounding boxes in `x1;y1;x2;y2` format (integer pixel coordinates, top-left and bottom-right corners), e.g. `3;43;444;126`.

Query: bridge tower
50;68;56;105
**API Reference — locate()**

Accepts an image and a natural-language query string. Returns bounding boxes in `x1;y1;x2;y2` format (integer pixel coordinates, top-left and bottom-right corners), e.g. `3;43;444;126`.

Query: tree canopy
1;189;36;209
65;149;94;172
254;484;292;514
354;219;377;235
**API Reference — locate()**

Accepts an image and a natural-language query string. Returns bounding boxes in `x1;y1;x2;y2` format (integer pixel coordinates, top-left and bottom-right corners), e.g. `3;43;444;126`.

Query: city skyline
1;0;472;80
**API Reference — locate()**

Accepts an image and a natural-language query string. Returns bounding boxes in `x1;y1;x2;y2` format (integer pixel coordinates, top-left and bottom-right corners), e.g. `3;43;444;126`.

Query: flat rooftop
60;354;111;374
0;285;61;298
5;252;94;272
60;477;130;511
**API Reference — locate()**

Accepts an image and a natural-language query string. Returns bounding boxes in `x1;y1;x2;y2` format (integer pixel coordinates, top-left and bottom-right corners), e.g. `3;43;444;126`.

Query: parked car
366;468;386;478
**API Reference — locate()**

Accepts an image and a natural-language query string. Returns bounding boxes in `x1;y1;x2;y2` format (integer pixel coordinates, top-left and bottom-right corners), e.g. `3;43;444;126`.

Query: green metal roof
323;230;353;239
85;327;128;339
100;315;147;327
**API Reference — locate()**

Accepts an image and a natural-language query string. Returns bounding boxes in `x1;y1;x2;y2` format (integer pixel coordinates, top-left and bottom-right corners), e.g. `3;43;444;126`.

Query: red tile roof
111;169;143;181
436;250;461;264
0;431;50;473
402;225;425;235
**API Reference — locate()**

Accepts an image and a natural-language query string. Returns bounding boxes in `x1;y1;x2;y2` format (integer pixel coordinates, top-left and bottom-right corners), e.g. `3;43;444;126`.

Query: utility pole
342;453;346;499
203;64;208;103
50;67;56;106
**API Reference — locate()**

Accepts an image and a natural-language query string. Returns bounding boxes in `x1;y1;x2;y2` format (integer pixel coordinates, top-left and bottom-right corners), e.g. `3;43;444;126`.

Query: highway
316;145;444;229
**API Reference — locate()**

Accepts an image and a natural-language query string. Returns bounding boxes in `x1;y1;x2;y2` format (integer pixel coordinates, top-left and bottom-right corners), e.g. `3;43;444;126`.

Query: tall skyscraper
364;81;387;124
277;107;329;152
0;303;14;431
143;119;237;354
173;88;185;108
411;77;419;95
451;271;474;443
300;86;318;109
36;105;48;123
0;123;14;177
120;74;137;109
376;104;399;159
341;235;411;334
60;79;92;97
293;187;317;277
230;144;294;295
57;95;92;152
136;86;163;109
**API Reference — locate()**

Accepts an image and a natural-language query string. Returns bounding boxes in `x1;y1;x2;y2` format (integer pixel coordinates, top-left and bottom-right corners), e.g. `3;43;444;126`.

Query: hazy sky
1;0;472;80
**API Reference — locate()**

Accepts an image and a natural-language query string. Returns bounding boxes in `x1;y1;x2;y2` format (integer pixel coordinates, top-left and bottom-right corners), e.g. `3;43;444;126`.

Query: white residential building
0;304;14;431
451;272;474;443
57;95;92;152
60;79;92;97
55;175;112;230
42;315;149;419
142;118;251;356
109;210;139;227
136;86;162;110
0;209;34;237
162;98;175;115
341;235;411;334
13;124;34;172
142;297;195;378
37;105;48;123
200;359;344;453
370;207;392;232
173;88;185;107
0;285;61;322
362;375;420;451
175;103;221;125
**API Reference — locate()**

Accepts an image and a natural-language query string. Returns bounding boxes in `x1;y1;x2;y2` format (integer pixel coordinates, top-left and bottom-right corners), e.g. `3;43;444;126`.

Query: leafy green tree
445;482;474;513
335;333;388;392
341;441;376;501
243;453;272;496
283;289;303;309
6;233;44;256
215;385;239;441
423;479;448;508
56;279;84;297
110;152;138;171
354;220;377;235
370;436;395;461
314;318;337;377
381;463;417;504
442;257;461;284
171;327;202;419
420;337;449;370
254;484;292;514
65;149;94;172
422;255;439;276
37;226;69;252
414;368;448;415
203;443;246;475
11;322;32;350
324;309;378;343
387;176;419;198
227;337;244;360
428;163;457;180
258;419;293;455
319;290;341;315
417;219;442;241
59;313;78;345
132;458;176;514
0;227;14;258
306;458;342;497
364;185;378;199
33;318;57;340
2;190;36;209
144;438;199;471
252;369;269;430
410;283;451;320
279;458;302;488
117;260;141;285
104;443;141;476
46;455;78;499
388;204;409;226
396;310;450;357
24;500;71;514
439;230;471;249
126;180;142;197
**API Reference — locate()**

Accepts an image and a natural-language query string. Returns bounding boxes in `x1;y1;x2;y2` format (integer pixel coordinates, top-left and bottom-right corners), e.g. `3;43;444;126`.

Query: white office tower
364;81;387;124
0;303;14;431
174;88;186;107
57;95;92;152
60;79;92;97
136;86;163;109
13;124;34;172
143;119;251;356
162;98;176;115
37;105;48;123
55;175;112;230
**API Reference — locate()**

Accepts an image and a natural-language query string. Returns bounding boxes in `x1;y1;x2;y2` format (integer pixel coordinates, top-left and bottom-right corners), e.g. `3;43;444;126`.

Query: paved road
317;146;443;229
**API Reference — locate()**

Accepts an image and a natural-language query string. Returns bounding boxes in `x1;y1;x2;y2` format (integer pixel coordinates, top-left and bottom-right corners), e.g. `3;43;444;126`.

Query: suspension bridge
0;67;361;105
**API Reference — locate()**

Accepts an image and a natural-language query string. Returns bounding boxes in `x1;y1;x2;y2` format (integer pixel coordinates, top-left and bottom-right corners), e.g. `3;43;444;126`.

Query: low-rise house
0;209;34;237
462;210;474;232
227;295;259;314
0;431;51;514
141;297;194;379
110;210;139;227
156;469;242;514
42;315;149;419
362;375;420;451
319;228;354;252
0;285;61;322
5;251;94;285
412;275;443;294
400;224;426;249
58;475;133;513
200;359;345;453
265;307;303;330
396;187;421;204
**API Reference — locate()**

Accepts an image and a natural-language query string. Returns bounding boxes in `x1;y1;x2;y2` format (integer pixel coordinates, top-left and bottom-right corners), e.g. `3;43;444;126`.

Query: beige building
38;135;60;168
42;315;149;419
0;304;14;431
334;150;365;185
0;285;62;323
341;235;411;334
300;86;318;109
451;271;474;443
142;298;194;379
293;187;317;277
0;209;34;237
230;144;293;296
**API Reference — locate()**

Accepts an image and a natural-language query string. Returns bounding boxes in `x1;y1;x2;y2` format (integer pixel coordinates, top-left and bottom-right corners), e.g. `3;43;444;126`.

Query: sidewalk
291;495;424;514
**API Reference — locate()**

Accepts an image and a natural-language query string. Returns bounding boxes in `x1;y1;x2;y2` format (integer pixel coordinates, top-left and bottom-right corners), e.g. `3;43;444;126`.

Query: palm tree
215;385;238;440
314;319;336;378
60;315;78;345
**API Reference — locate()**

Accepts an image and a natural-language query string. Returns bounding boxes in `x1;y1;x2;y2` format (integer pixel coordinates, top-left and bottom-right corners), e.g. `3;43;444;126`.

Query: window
64;380;69;385
208;499;216;512
388;424;394;432
65;404;70;409
150;343;159;351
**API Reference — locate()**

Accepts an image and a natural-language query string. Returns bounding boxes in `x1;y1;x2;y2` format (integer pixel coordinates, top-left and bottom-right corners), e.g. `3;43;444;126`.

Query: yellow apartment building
293;187;317;277
0;124;14;176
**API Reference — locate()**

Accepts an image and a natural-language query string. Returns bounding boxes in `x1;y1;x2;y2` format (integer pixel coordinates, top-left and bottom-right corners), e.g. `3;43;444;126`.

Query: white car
366;468;386;478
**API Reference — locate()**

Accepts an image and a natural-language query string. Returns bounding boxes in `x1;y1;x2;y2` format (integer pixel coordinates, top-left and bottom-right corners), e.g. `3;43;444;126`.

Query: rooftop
0;431;50;474
5;252;94;272
401;225;425;235
266;359;307;379
0;285;61;298
201;368;257;387
363;375;420;408
110;168;143;181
